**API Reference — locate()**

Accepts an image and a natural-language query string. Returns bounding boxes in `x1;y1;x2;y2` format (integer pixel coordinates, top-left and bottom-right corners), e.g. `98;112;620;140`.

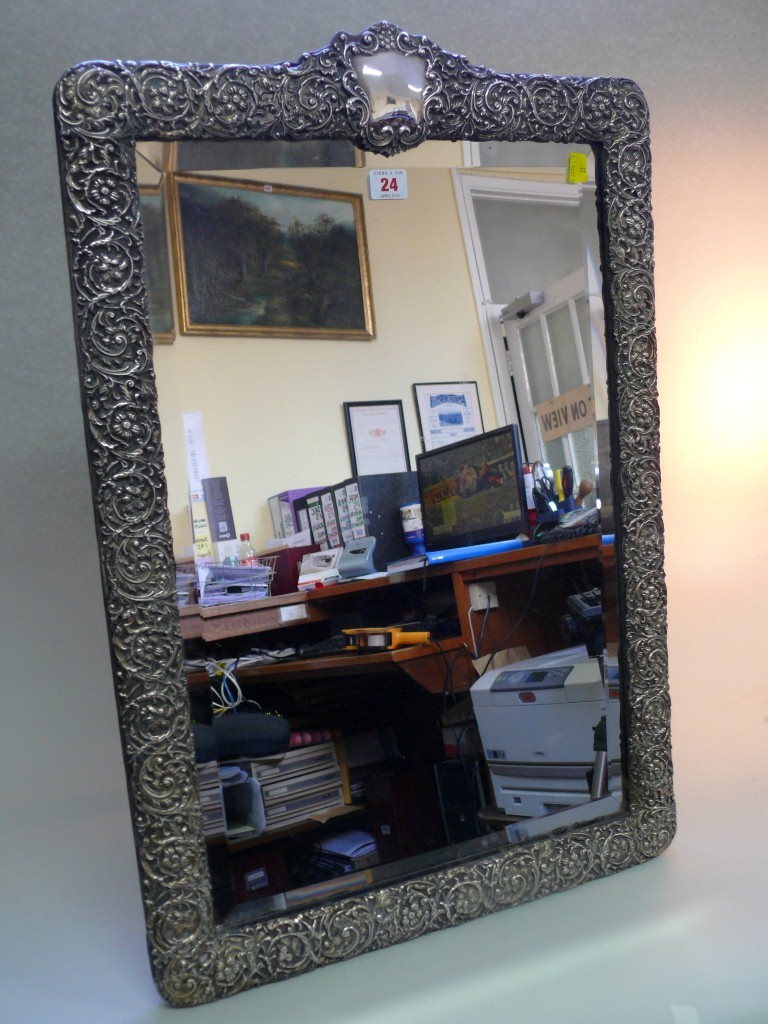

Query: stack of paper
310;829;379;875
197;562;273;606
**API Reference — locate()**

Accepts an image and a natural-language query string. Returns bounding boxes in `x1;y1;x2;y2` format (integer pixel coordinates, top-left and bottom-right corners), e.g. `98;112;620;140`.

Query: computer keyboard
296;634;350;659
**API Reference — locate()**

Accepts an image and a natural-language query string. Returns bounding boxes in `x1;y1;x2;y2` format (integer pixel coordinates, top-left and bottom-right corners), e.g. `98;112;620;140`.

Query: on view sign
534;384;595;443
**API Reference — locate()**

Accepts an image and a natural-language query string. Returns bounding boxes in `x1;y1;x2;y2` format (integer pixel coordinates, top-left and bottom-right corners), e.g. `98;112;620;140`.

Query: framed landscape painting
169;173;375;339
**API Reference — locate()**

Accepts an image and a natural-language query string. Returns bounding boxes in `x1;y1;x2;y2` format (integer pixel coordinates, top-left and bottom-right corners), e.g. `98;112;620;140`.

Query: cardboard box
261;544;319;595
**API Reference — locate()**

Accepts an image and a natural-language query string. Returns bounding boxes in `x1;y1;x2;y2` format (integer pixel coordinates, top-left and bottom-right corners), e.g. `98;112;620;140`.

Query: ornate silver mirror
54;22;673;1007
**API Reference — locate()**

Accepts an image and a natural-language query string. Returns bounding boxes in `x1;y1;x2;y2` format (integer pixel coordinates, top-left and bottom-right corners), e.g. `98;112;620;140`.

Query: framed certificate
343;400;410;476
413;381;484;451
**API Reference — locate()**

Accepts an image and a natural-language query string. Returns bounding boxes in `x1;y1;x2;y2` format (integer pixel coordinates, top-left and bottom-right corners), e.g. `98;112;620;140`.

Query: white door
453;169;605;488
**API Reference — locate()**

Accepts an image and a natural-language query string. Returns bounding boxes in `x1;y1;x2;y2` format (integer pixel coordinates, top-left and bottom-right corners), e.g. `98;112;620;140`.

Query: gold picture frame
168;173;375;339
170;137;365;172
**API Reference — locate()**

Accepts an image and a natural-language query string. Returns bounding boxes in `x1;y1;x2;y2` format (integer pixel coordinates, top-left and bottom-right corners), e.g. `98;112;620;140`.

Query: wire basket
197;557;278;607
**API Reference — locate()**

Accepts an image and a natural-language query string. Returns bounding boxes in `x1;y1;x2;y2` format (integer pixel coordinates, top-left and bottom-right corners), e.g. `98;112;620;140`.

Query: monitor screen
416;425;528;552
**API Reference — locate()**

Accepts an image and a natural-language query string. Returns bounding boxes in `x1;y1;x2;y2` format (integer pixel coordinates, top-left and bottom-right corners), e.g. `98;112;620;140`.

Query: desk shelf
209;804;365;853
182;537;609;634
182;536;612;694
188;636;471;694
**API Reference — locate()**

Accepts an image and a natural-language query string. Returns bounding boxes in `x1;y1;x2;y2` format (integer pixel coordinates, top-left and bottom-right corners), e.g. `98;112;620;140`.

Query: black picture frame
412;380;484;451
343;399;410;476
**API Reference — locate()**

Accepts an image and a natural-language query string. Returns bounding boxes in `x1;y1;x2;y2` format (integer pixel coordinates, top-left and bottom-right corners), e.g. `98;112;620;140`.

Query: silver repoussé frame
53;22;673;1007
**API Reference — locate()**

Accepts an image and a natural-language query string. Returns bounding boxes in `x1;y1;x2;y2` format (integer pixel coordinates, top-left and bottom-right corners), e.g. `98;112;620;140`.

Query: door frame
452;171;584;432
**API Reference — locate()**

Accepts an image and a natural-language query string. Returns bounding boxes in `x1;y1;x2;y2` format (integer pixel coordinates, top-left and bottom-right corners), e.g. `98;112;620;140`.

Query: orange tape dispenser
342;626;431;652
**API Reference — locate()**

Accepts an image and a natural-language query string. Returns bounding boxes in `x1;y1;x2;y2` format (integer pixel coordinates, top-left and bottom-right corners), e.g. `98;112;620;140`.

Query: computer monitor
416;425;528;552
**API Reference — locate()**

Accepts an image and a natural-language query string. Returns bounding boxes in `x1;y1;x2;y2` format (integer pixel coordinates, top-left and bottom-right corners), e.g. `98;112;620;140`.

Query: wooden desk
183;535;613;695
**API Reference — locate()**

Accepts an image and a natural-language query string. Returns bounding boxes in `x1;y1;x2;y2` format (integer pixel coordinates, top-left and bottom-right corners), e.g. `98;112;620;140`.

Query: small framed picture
343;400;410;476
413;381;484;451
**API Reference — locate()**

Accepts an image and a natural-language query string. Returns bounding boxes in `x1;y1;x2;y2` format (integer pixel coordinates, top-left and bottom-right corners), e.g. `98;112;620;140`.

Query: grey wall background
2;2;767;1022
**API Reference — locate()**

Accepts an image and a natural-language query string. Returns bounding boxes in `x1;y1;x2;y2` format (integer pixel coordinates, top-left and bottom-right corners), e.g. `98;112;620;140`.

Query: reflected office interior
137;136;624;926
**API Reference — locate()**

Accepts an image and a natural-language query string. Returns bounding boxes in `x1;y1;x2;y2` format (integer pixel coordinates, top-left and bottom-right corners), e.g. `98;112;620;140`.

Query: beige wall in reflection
153;147;496;554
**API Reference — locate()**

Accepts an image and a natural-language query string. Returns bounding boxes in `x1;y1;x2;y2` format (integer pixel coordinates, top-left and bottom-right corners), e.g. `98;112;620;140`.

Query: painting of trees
172;175;374;338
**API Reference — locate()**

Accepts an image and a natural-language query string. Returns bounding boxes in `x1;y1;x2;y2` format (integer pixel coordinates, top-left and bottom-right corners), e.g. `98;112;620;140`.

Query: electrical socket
469;582;498;611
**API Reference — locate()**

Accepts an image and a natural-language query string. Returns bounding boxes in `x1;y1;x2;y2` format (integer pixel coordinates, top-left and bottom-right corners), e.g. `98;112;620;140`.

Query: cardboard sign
534;384;595;443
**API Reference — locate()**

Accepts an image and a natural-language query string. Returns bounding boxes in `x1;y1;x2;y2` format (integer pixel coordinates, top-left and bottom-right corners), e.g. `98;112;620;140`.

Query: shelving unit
187;635;472;693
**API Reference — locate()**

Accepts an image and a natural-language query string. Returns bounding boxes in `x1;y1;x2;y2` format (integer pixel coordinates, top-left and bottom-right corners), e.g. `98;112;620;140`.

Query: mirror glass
136;135;623;927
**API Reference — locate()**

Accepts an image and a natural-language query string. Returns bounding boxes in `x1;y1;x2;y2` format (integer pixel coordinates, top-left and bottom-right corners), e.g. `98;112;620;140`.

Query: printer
470;645;622;819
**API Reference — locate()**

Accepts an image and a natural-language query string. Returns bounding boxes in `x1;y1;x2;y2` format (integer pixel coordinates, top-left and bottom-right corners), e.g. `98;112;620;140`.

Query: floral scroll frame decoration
53;21;673;1007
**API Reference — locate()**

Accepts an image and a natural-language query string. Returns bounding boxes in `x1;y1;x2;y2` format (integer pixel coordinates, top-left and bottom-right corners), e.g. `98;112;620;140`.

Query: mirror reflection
137;137;622;926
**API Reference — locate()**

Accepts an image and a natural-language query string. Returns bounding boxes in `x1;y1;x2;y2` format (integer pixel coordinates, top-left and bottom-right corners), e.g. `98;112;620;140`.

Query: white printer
470;645;622;819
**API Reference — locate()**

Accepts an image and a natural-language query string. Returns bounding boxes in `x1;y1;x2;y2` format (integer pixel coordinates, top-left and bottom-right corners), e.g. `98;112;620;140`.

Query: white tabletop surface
3;670;766;1024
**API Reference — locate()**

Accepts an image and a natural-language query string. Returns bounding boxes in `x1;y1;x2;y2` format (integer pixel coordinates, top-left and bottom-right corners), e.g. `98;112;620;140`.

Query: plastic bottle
239;533;258;566
523;464;537;537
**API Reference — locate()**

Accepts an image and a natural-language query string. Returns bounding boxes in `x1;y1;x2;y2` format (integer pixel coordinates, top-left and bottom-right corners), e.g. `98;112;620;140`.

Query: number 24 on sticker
368;169;408;201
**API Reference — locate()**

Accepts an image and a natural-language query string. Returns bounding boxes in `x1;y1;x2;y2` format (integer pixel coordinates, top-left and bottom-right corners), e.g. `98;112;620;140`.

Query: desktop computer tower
433;758;491;844
364;765;444;861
